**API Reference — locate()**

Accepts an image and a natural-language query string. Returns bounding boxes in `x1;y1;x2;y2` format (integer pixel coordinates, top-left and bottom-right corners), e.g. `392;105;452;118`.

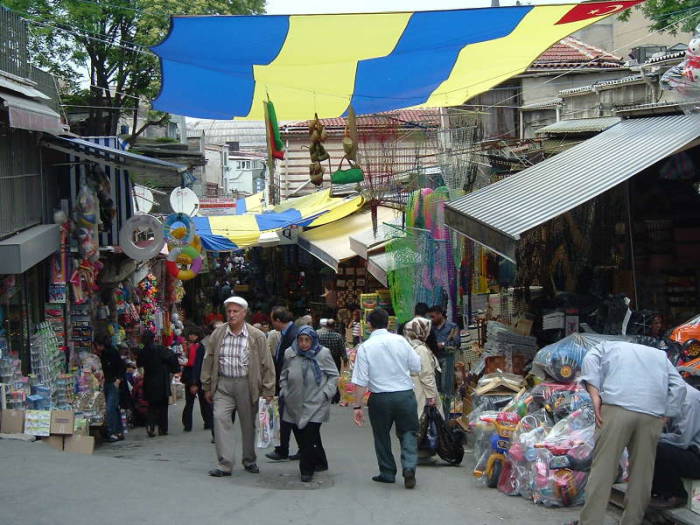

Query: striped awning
151;2;642;120
194;190;363;251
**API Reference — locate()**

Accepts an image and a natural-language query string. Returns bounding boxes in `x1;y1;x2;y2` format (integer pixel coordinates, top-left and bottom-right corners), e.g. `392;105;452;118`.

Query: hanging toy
308;113;330;186
264;99;285;160
164;213;195;248
165;235;203;281
661;27;700;106
120;214;165;261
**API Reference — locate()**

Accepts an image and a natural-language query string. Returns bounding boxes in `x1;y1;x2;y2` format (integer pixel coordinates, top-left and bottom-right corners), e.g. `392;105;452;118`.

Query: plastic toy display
119;214;165;261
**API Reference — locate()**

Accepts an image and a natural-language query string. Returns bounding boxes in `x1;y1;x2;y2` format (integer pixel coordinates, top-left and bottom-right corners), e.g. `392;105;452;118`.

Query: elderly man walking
351;308;421;489
201;296;276;477
573;340;687;525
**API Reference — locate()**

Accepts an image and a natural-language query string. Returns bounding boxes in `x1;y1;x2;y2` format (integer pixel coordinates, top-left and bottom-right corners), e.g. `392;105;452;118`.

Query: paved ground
0;402;617;525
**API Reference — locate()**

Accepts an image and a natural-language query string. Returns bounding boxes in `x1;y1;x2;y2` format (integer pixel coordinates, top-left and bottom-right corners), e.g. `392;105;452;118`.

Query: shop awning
0;91;63;134
349;217;404;259
235;192;265;214
535;116;621;135
42;136;189;175
445;113;700;262
150;3;639;120
367;252;391;286
297;206;398;271
0;224;60;274
194;190;364;251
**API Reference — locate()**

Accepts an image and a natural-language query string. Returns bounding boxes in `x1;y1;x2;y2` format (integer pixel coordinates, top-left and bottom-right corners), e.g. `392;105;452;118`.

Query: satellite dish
132;185;154;213
170;187;200;216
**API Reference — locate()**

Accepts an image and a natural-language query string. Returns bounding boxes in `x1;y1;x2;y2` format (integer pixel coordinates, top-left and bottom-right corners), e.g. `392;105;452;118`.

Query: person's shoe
265;451;289;461
208;469;231;477
104;434;120;443
649;495;686;509
244;464;260;474
147;430;156;438
116;433;125;441
204;424;212;430
372;475;395;484
289;452;301;461
300;474;313;482
314;465;329;472
158;430;168;436
183;427;192;432
403;469;416;489
210;437;215;444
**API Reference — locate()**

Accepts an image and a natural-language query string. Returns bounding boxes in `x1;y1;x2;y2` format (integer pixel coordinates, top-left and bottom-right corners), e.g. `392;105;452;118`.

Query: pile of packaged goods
0;337;29;409
469;333;628;507
28;323;65;409
74;351;105;425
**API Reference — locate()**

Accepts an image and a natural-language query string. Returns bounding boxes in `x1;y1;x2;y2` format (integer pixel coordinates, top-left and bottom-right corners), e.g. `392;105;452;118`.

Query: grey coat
279;346;339;429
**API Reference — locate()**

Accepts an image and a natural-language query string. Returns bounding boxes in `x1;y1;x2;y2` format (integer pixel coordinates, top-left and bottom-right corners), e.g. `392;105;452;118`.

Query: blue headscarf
291;325;323;385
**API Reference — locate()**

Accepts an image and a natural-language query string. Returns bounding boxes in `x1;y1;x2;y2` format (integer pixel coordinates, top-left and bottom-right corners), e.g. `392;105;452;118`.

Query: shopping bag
418;407;439;452
427;406;465;465
256;398;279;448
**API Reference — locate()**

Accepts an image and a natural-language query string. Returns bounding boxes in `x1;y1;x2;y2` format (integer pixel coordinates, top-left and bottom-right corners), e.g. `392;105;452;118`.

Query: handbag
331;157;364;185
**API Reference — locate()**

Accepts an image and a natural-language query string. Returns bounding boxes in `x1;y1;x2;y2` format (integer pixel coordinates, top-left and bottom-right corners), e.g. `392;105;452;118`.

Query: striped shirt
218;324;249;377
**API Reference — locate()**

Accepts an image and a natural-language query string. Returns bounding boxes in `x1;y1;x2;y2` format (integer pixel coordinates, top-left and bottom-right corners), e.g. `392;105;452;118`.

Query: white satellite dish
170;187;200;216
132;185;154;214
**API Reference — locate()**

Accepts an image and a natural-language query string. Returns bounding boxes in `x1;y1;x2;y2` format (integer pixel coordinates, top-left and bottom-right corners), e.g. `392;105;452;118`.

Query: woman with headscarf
403;317;441;419
279;325;339;482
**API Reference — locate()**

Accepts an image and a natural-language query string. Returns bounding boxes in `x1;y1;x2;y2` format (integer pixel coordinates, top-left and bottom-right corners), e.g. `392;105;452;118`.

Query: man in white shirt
351;308;422;489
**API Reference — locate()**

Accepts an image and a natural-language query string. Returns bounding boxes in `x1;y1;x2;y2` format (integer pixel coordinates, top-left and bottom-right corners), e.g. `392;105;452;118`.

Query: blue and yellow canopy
152;1;642;120
194;190;364;251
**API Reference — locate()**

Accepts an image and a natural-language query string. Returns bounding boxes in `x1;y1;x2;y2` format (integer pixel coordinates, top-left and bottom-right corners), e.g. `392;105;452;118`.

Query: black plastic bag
418;408;439;452
422;406;464;465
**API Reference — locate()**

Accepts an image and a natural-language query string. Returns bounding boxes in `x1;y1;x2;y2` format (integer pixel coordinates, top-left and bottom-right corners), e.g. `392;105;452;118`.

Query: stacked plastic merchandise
28;322;65;409
74;351;105;425
0;337;29;409
470;334;627;507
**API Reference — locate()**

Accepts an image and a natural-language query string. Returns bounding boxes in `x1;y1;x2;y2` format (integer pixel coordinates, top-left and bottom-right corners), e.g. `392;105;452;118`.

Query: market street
0;404;616;525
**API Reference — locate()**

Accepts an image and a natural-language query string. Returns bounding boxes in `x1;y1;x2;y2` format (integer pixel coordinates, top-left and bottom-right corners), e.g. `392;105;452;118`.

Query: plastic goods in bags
424;406;464;465
256;397;280;448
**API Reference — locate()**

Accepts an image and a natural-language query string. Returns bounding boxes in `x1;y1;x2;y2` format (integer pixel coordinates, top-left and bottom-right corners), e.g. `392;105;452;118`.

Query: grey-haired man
201;296;276;477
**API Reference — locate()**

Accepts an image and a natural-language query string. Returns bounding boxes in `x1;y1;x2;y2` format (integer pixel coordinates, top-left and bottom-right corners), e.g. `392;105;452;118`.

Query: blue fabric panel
152;16;289;117
193;216;213;236
199;234;238;252
236;197;247;215
349;7;531;114
255;209;303;230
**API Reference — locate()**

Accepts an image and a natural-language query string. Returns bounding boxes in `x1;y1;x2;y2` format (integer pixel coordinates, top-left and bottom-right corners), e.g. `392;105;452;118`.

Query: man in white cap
201;296;276;477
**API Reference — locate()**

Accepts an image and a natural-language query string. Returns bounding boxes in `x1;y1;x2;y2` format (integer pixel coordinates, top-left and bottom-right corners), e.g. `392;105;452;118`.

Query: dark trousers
652;442;700;498
367;390;419;480
104;382;124;436
148;401;169;434
182;385;213;432
274;397;298;457
291;422;327;476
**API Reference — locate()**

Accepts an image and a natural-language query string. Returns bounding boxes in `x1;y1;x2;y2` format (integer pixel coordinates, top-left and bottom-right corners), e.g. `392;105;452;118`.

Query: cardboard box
63;434;94;455
50;410;75;435
73;417;89;436
1;409;25;434
24;410;51;437
683;478;700;514
44;435;64;451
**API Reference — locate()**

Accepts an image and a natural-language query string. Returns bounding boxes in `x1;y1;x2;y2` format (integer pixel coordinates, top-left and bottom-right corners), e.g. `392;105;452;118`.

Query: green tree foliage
4;0;265;135
618;0;700;35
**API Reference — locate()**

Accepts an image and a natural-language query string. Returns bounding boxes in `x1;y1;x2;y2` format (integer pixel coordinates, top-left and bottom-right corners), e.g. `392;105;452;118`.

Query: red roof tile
530;37;624;69
281;109;441;134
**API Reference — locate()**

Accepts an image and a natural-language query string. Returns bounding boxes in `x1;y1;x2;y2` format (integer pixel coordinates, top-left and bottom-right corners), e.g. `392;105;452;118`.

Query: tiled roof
644;50;685;64
281;109;441;134
529;37;624;70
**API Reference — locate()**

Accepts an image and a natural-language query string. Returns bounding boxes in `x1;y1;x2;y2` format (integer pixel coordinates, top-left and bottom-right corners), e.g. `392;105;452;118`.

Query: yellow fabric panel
243;13;412;120
419;5;609;108
306;194;364;227
208;214;261;247
244;192;265;213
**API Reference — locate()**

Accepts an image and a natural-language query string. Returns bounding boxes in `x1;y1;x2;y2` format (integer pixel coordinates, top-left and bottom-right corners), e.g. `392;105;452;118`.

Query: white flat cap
319;318;328;326
223;296;248;309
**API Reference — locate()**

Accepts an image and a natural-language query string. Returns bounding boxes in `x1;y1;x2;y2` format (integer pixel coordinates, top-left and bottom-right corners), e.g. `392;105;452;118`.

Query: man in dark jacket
266;306;300;461
94;335;127;442
137;332;180;437
182;326;213;433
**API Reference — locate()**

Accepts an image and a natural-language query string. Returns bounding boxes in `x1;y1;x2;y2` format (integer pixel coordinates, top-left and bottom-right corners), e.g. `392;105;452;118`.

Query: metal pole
625;180;638;309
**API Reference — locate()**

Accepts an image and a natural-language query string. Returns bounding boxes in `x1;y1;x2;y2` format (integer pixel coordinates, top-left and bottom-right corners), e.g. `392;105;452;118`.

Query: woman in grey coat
280;325;339;482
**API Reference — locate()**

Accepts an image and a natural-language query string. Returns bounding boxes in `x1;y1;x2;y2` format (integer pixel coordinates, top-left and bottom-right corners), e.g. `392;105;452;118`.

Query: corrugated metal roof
445;113;700;261
536;117;621;135
281;109;440;135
